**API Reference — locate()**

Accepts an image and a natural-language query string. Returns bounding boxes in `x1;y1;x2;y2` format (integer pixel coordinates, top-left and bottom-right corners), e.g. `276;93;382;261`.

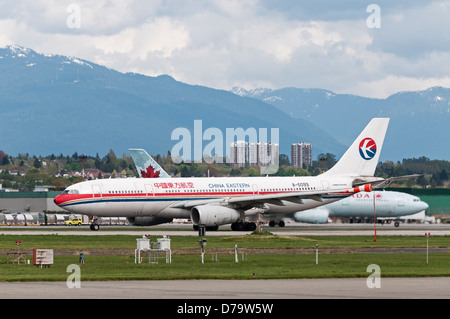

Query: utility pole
79;155;87;180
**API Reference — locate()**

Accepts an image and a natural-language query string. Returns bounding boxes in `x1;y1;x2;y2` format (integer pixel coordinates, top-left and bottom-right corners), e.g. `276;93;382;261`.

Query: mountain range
232;86;450;161
0;45;448;162
0;45;345;160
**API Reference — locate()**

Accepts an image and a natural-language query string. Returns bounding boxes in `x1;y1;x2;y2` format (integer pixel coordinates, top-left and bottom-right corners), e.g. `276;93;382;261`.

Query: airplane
293;191;429;227
54;118;392;234
129;148;170;178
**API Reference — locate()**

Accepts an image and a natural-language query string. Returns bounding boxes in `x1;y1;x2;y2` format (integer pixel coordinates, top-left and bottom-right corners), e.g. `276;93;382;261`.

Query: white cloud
93;17;189;59
370;1;450;58
0;19;15;47
352;75;450;99
1;0;450;98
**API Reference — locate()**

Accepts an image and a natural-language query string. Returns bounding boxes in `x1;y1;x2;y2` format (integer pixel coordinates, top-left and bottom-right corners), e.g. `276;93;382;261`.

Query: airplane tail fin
321;118;389;177
129;148;170;178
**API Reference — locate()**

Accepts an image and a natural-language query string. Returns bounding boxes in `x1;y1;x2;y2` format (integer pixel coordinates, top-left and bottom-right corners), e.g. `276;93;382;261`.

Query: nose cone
420;201;429;211
54;194;66;207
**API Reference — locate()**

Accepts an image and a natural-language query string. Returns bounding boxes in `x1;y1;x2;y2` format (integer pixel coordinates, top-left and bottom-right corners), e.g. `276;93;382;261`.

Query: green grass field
1;233;449;281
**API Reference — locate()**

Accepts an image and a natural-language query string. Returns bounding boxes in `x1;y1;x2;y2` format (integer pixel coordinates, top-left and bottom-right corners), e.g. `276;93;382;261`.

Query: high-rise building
256;142;279;166
291;142;312;168
230;140;248;167
230;141;279;167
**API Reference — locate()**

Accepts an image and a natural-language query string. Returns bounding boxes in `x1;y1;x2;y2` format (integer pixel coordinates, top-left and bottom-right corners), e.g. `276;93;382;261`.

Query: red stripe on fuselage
54;191;290;206
54;194;94;206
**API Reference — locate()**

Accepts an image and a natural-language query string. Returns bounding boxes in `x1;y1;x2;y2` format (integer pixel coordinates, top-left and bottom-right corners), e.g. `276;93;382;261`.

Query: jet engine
191;206;241;227
294;209;329;224
127;216;173;226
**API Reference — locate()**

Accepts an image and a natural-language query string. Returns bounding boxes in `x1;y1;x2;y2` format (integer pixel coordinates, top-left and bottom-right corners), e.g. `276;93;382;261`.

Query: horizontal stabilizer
373;174;422;189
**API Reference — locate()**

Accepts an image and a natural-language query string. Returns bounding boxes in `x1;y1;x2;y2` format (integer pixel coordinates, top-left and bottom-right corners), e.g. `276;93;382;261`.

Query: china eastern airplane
55;118;399;233
293;191;429;227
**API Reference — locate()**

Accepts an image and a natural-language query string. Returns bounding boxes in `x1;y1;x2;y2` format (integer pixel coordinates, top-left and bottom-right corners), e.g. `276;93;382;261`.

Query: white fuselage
55;175;355;219
294;191;429;224
326;191;429;218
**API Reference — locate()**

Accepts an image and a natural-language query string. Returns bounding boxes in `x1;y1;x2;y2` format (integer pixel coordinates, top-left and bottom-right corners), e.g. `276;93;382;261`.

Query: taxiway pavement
1;277;449;299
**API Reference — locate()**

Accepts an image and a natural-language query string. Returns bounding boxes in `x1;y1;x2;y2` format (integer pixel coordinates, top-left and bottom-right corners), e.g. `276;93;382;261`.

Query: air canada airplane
55;118;395;233
129;148;170;178
294;191;429;227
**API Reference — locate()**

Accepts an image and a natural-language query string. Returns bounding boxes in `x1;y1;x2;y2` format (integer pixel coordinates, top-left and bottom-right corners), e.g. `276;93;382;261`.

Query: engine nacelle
191;206;241;227
294;209;329;224
127;216;173;226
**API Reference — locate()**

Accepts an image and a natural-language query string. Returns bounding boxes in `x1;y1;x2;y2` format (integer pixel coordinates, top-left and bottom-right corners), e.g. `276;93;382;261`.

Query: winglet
322;118;389;177
129;148;170;178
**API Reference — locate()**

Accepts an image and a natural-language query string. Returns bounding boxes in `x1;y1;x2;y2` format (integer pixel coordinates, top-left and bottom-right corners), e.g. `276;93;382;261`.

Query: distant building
84;169;105;179
230;141;279;167
291;142;312;168
230;140;248;168
257;142;279;167
34;185;54;192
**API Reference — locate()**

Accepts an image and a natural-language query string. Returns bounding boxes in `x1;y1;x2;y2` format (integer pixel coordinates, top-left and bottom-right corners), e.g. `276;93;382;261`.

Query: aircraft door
252;184;259;195
145;184;155;198
321;181;330;191
92;185;102;199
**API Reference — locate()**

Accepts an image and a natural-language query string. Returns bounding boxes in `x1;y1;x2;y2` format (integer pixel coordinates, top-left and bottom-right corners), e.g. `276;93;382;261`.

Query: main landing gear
268;220;285;227
90;223;100;231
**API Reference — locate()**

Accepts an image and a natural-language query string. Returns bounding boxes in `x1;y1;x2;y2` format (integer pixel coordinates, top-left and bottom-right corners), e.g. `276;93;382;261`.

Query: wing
171;175;418;211
372;174;422;189
170;186;370;211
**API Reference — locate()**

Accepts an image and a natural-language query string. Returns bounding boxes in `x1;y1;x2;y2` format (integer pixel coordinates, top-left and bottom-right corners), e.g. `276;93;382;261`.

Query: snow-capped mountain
0;45;344;159
1;44;448;161
232;86;450;160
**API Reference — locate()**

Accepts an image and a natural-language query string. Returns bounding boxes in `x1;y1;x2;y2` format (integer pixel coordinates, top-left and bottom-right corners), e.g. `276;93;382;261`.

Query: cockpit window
62;189;79;195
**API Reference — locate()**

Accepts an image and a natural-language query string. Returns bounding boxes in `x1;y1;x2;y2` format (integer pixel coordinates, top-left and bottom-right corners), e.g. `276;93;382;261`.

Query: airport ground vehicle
64;218;83;226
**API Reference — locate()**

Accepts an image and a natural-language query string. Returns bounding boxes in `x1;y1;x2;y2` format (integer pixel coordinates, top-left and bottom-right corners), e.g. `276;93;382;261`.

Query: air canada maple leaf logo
140;165;161;178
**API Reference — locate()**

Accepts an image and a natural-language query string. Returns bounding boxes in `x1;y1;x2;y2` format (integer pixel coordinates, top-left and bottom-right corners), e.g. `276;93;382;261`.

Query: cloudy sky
1;0;450;98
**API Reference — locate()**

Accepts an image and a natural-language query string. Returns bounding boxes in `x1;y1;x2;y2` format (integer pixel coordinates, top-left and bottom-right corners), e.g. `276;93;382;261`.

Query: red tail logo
140;165;161;178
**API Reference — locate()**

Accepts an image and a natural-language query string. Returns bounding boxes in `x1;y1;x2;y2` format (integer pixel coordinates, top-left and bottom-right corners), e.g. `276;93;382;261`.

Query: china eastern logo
359;138;377;160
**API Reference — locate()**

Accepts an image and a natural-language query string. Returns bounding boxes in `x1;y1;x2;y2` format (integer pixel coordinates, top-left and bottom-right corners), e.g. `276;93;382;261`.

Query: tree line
0;150;448;191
